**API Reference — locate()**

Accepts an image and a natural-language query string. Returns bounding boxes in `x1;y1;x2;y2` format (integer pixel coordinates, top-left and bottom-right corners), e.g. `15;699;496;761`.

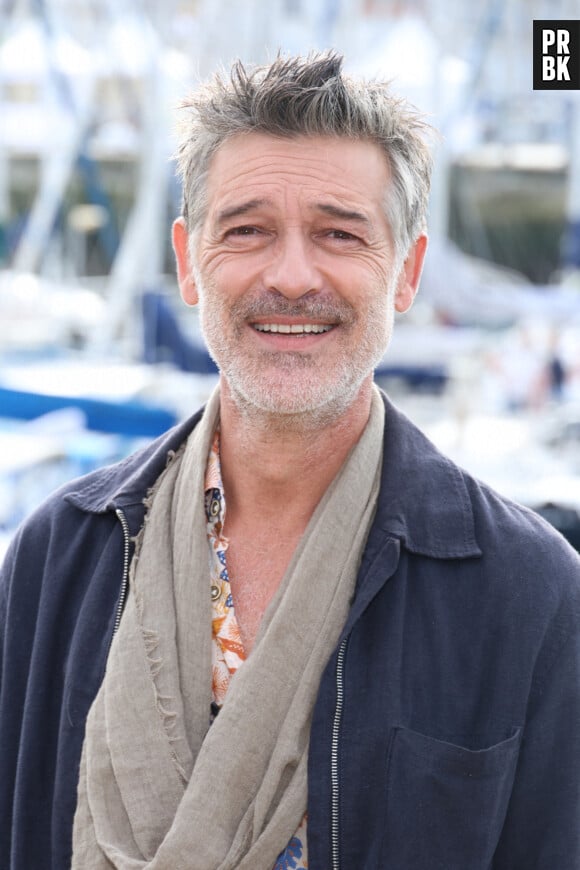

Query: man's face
173;133;426;421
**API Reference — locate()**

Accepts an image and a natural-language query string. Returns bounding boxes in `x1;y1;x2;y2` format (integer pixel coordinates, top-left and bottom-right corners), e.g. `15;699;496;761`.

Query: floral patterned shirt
205;430;308;870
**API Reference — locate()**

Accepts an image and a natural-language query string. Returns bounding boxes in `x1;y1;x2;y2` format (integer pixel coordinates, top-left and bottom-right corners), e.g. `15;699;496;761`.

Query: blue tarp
0;387;177;437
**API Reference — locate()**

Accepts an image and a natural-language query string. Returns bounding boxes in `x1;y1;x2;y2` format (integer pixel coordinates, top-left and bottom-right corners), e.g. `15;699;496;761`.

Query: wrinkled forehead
203;131;393;224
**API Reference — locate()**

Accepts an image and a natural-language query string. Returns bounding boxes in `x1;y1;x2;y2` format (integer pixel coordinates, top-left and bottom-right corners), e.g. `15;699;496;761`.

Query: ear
172;217;199;306
394;233;428;313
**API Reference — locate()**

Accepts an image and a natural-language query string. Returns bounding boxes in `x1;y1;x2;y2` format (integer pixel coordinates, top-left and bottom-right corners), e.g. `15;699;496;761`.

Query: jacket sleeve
0;529;18;698
0;546;6;691
0;527;26;858
493;581;580;868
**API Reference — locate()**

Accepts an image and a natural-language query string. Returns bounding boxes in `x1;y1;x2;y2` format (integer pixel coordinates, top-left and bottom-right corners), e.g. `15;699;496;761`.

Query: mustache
230;294;355;324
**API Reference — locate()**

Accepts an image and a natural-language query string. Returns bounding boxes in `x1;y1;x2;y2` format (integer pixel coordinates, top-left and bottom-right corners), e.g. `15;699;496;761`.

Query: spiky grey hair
175;51;434;259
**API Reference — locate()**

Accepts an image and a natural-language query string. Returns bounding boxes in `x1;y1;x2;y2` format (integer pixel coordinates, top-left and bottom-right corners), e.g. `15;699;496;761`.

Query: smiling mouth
252;323;334;335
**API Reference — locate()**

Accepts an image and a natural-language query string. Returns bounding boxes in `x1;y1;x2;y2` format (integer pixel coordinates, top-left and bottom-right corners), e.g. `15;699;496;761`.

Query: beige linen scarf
72;384;385;870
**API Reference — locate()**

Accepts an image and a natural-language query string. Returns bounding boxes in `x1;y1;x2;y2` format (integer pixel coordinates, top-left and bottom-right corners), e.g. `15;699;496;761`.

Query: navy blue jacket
1;393;580;869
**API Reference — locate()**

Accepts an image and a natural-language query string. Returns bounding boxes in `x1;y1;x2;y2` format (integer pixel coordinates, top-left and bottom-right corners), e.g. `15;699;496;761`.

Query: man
1;51;579;870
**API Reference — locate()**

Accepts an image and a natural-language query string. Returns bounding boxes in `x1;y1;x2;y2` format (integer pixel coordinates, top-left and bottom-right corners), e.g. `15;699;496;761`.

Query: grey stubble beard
196;273;397;433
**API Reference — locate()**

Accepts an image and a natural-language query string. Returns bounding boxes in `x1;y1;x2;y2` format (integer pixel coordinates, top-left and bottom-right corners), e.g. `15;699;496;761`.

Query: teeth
254;323;332;334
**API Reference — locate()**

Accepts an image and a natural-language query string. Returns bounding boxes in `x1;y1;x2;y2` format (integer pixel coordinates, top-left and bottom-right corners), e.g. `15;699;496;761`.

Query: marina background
1;0;580;558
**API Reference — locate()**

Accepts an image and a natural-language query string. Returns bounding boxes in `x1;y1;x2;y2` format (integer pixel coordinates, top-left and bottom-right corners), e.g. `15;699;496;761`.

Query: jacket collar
66;391;480;560
375;391;481;559
65;408;204;515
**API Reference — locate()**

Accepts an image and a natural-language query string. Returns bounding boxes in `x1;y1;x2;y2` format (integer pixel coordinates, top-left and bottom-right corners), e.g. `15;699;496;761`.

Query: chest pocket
382;725;522;870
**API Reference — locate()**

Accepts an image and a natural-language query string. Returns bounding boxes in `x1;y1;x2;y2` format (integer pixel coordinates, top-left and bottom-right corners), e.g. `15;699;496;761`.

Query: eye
322;228;364;246
327;229;359;240
226;225;261;236
222;225;269;247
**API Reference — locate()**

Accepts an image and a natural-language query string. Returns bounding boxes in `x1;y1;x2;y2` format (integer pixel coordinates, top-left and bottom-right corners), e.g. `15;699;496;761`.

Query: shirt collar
204;429;226;524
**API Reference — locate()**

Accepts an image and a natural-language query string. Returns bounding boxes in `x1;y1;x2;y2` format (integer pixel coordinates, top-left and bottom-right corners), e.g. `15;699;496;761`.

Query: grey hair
175;51;434;259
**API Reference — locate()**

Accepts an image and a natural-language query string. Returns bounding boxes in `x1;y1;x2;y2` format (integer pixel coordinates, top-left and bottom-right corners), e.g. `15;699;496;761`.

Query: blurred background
1;0;580;558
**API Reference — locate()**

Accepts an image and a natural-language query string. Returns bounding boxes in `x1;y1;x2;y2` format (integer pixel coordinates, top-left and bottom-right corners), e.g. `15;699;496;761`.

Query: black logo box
533;20;580;90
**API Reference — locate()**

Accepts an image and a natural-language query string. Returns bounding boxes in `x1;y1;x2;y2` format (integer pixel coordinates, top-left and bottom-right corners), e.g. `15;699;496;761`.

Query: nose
262;229;323;300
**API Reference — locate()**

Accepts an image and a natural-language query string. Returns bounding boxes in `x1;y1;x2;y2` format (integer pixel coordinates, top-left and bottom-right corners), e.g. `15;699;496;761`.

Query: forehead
204;133;392;220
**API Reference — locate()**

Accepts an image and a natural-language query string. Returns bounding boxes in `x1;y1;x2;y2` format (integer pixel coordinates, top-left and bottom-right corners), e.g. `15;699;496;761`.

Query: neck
218;375;375;526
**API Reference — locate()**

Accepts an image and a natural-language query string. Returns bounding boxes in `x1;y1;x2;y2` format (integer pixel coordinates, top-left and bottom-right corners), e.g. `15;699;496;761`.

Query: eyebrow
216;199;269;225
215;199;372;226
315;203;371;225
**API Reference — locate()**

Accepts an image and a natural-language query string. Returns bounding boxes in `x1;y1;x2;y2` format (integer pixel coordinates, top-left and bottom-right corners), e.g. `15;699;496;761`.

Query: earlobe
172;217;199;306
394;233;428;314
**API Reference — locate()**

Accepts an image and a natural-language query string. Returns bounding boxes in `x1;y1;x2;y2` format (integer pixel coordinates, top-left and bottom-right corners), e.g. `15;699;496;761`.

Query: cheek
337;266;394;317
198;282;246;339
331;253;393;295
201;253;264;300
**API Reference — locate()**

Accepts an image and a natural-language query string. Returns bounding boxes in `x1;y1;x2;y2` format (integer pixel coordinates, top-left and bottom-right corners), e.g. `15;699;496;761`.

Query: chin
226;372;367;427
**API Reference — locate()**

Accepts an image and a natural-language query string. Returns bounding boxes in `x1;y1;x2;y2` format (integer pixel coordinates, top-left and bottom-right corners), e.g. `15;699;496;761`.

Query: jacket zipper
331;636;348;870
113;507;131;637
